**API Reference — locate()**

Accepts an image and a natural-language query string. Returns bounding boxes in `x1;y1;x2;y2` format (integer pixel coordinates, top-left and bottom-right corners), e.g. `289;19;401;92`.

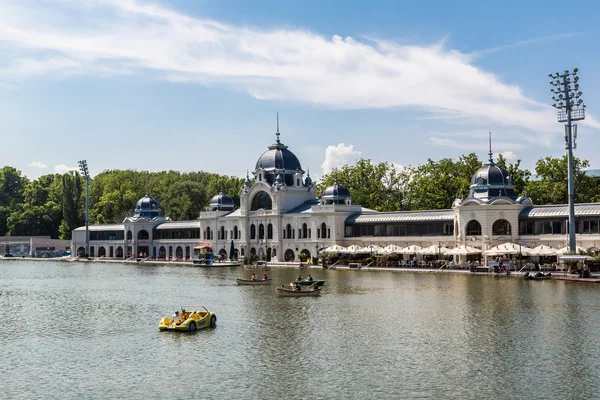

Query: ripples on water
1;261;599;399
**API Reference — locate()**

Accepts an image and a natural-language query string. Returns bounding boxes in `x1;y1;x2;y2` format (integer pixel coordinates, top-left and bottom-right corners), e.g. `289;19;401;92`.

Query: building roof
346;209;454;224
154;221;200;230
74;224;124;231
520;203;600;219
286;199;319;214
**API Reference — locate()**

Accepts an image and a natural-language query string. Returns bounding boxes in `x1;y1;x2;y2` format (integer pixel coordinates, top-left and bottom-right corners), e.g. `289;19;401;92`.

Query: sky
1;0;599;181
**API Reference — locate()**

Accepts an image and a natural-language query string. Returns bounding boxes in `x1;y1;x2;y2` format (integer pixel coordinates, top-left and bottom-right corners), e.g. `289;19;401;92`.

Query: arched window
250;224;256;239
98;247;106;257
267;223;273;239
259;224;265;239
220;226;225;240
251;191;272;211
286;224;292;239
206;227;211;241
234;226;239;239
302;223;308;239
126;230;132;240
321;223;327;239
284;249;295;262
466;220;482;236
492;219;512;235
137;230;149;240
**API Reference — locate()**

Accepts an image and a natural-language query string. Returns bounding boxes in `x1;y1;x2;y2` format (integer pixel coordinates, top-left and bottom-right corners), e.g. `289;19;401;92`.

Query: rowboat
236;278;272;285
245;261;271;270
523;272;552;280
297;279;325;287
276;287;321;297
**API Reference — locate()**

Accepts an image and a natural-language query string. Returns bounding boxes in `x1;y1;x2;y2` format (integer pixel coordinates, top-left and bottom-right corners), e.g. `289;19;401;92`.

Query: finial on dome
276;113;280;144
488;131;494;164
307;167;310;177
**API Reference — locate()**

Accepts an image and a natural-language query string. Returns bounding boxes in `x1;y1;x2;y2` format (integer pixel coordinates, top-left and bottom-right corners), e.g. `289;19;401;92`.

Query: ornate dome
468;160;517;201
209;191;234;212
133;193;163;219
255;145;302;172
322;180;351;205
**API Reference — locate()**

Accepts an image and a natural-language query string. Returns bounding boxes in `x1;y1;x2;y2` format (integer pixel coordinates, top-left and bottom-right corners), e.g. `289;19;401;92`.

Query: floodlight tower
78;160;90;258
549;69;586;254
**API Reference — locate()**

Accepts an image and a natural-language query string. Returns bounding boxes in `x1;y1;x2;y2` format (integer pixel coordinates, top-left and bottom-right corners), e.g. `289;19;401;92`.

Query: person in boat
262;273;269;280
312;282;319;291
295;283;301;291
250;273;257;281
172;310;180;322
280;284;285;289
306;274;313;282
297;274;302;281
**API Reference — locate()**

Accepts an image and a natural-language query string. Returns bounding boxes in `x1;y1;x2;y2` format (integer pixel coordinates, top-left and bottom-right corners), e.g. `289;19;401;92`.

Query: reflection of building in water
0;236;71;257
71;123;600;262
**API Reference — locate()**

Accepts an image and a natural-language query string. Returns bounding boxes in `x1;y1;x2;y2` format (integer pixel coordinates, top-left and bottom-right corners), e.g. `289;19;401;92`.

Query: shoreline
1;256;581;279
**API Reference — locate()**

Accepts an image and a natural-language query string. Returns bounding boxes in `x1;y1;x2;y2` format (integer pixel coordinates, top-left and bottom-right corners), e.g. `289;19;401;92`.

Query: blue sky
1;0;599;180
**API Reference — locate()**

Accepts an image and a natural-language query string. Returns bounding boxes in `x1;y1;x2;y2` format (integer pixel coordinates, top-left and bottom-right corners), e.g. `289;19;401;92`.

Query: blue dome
209;191;234;211
322;181;351;204
255;146;302;172
468;162;517;200
133;194;163;219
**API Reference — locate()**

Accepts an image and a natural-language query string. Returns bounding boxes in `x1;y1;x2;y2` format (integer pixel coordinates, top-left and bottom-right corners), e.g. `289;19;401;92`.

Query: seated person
263;273;269;280
250;273;257;281
312;282;319;290
295;283;301;291
306;274;313;282
297;274;302;281
172;310;181;323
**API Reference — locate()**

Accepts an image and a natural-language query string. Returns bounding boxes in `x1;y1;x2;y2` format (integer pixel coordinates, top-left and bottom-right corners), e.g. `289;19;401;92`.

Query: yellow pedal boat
158;306;217;332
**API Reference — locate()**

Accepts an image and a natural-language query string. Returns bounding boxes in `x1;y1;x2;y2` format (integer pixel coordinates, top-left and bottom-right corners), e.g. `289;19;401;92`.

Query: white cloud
29;161;47;168
499;151;517;161
321;143;361;175
54;164;78;174
1;0;597;134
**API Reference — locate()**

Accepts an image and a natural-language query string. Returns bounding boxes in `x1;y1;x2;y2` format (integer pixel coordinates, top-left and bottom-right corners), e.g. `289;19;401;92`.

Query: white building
72;130;600;261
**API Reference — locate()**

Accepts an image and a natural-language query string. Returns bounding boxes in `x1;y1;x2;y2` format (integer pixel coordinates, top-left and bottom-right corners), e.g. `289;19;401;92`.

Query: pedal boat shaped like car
159;306;217;332
236;278;272;285
523;271;552;280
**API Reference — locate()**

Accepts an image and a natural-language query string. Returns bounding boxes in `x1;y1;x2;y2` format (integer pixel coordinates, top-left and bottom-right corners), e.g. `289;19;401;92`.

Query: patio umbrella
446;245;482;256
346;244;367;254
382;244;403;254
229;240;235;261
401;244;423;254
322;245;347;253
367;245;385;255
556;246;587;255
528;245;558;257
418;245;449;256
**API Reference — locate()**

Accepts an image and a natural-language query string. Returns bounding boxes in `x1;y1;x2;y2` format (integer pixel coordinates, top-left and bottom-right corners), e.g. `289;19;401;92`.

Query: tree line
0;154;598;240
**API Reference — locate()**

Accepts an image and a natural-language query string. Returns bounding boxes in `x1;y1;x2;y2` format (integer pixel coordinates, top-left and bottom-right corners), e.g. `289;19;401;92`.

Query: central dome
468;162;517;200
255;144;302;172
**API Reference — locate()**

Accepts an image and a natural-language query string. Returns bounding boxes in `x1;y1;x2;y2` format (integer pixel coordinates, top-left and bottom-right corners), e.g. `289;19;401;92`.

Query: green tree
0;166;29;235
495;154;531;197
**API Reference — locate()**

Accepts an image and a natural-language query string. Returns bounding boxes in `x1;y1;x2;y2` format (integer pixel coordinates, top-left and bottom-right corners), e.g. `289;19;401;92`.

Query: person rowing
250;273;256;281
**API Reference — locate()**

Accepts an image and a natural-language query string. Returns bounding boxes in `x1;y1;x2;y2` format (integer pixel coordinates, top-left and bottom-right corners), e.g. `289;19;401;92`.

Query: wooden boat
297;279;325;287
276;287;321;297
523;272;552;280
235;278;272;285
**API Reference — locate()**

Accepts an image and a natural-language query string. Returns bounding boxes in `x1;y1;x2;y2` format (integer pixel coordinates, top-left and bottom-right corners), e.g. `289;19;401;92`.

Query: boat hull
298;280;325;287
276;288;320;297
236;278;272;285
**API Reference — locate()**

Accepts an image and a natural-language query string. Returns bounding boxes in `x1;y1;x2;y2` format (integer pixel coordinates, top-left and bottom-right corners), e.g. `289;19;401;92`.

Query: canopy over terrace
528;245;558;257
382;244;403;254
401;245;423;254
321;245;348;253
446;245;482;256
418;244;450;256
556;246;588;255
483;242;532;256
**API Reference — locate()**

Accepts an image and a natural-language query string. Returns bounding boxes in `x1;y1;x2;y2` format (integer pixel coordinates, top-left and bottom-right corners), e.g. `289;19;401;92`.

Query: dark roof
322;181;351;200
286;199;319;214
255;143;302;173
209;192;234;211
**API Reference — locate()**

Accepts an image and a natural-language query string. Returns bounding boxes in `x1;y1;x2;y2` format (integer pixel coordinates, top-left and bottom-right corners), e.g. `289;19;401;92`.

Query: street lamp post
549;69;585;254
370;242;374;259
78;160;90;259
519;242;523;271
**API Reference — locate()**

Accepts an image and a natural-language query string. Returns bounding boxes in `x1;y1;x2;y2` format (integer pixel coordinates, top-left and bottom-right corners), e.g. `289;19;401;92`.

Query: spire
488;131;494;164
276;112;280;144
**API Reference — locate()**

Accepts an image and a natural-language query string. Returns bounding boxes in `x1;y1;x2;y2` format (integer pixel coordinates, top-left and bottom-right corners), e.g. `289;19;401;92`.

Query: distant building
71;127;600;261
0;236;71;258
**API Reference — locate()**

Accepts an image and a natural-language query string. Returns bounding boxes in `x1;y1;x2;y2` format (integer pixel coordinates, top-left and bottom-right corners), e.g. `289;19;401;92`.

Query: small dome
209;191;234;211
133;194;163;219
322;181;351;204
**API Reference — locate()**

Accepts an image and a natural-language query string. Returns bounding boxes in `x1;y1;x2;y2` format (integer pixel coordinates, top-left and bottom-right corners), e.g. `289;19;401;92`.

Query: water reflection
1;261;599;399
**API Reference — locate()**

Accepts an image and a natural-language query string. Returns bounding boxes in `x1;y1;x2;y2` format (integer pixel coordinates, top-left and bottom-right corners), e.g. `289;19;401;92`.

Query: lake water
1;260;599;399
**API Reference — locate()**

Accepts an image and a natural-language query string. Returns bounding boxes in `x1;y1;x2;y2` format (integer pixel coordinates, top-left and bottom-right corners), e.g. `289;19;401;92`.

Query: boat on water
276;285;321;297
236;278;272;285
245;261;271;270
158;306;217;332
297;279;325;287
523;272;552;280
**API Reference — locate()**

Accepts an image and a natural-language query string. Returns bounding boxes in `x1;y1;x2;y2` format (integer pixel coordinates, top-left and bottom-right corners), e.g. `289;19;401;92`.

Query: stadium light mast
549;69;585;254
78;160;90;258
